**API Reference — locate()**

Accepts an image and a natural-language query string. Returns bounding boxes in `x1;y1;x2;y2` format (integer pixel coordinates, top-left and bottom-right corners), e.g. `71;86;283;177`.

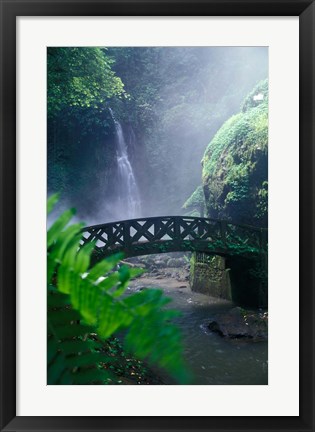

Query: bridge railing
80;216;267;256
225;222;267;253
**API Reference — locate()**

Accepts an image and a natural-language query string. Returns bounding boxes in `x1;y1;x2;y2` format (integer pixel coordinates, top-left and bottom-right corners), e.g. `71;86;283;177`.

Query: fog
48;47;268;226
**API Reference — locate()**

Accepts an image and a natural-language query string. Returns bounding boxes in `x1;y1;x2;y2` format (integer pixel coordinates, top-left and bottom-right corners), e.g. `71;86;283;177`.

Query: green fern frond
48;287;114;385
47;195;191;384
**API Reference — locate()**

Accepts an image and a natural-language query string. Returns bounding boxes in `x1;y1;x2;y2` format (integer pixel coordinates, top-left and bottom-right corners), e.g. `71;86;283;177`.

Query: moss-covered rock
189;253;231;299
182;185;206;216
183;185;204;209
201;79;268;227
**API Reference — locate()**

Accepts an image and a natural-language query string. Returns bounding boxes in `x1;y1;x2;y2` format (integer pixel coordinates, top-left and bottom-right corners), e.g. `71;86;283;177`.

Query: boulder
167;258;184;268
208;307;268;341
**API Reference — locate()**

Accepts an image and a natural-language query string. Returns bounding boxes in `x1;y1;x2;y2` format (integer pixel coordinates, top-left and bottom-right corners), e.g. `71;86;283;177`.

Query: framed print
1;0;314;431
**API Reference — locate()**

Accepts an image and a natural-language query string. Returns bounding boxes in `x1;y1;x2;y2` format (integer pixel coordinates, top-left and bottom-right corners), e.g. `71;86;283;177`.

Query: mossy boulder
201;79;268;227
183;185;205;209
182;185;205;216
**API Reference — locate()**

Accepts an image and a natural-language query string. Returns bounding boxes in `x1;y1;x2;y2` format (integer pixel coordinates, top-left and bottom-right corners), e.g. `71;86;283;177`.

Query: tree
47;47;125;117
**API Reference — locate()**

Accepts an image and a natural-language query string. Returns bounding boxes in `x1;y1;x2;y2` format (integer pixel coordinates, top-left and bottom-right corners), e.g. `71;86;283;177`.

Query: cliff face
201;80;268;228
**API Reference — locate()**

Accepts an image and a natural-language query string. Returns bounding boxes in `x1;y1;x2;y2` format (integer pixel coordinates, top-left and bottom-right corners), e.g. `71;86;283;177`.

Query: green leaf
48;309;82;325
47;193;60;213
72;368;111;385
54;323;94;339
59;339;98;355
87;253;123;280
48;202;190;384
64;352;110;368
47;224;83;282
74;241;95;275
47;208;76;248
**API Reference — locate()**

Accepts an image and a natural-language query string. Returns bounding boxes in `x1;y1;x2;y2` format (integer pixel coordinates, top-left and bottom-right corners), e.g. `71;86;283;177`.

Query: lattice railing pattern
80;216;267;259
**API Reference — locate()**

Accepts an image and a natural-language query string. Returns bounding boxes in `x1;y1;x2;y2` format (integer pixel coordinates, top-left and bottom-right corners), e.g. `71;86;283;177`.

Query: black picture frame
1;0;314;431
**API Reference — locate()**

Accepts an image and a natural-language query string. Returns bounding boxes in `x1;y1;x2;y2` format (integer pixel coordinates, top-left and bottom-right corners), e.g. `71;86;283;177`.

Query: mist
48;46;268;226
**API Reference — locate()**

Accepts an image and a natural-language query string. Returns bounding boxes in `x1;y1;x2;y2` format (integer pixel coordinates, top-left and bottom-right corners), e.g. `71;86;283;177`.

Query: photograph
47;46;268;385
1;0;314;429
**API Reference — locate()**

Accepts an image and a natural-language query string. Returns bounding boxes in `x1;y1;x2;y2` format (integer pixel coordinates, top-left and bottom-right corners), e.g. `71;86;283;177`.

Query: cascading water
109;109;141;220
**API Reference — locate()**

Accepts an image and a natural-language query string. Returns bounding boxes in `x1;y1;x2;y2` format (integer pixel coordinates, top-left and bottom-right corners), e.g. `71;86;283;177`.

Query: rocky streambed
126;253;268;341
125;253;268;385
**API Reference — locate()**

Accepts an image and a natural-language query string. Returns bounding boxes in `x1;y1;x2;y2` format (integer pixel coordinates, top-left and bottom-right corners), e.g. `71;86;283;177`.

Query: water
128;276;268;385
109;109;141;219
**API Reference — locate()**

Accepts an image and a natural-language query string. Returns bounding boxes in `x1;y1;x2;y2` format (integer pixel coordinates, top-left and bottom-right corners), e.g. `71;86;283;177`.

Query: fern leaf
47;208;77;248
48;199;191;384
47;193;60;213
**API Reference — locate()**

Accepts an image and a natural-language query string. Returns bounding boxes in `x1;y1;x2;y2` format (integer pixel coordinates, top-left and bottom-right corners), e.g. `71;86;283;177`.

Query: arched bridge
80;216;267;260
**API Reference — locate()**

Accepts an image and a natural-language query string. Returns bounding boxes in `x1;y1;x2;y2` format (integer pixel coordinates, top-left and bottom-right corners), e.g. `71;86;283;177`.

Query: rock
201;79;268;227
208;307;268;341
136;286;147;291
167;258;184;268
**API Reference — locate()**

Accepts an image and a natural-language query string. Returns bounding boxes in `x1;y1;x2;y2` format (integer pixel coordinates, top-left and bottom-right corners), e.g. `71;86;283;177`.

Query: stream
128;273;268;385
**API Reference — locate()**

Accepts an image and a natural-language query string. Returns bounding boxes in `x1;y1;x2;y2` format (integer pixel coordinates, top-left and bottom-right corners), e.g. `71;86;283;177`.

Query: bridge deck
80;216;267;259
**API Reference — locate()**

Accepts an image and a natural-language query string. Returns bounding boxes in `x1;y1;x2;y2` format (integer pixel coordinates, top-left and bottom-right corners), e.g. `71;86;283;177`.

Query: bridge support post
189;252;231;300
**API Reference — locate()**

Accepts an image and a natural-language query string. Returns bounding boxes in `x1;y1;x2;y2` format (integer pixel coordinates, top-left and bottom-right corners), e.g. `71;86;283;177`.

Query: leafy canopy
47;48;126;117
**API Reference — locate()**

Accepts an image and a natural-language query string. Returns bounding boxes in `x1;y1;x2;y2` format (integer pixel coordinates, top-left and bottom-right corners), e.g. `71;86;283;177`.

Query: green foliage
202;113;243;178
101;48;268;216
202;79;268;227
47;48;127;214
48;47;268;218
183;185;205;210
47;48;126;117
255;181;268;221
202;79;268;179
241;79;269;112
183;209;201;217
47;194;190;384
48;286;114;384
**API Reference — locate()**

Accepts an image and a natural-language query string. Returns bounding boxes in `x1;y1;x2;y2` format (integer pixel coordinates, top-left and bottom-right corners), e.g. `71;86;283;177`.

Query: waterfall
109;109;141;220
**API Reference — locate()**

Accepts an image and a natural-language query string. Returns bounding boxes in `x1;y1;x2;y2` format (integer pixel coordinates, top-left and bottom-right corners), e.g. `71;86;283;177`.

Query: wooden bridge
80;216;267;260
